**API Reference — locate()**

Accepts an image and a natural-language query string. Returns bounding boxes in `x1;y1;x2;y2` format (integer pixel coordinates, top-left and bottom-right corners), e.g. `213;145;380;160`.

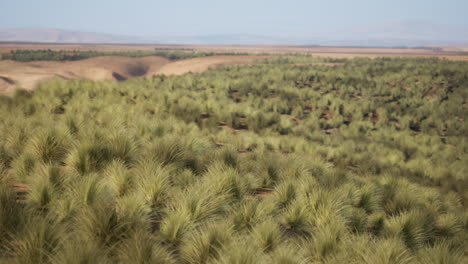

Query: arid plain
1;43;467;94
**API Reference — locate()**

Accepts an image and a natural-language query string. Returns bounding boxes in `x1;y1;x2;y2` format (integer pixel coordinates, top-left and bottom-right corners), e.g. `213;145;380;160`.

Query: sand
0;55;267;94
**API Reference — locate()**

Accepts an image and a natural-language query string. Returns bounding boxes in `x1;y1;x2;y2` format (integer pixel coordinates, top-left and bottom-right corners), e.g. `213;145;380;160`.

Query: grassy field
0;55;467;263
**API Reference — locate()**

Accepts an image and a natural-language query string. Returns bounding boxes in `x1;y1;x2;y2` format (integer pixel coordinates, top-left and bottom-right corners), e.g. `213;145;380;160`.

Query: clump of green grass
25;171;57;213
115;193;152;234
273;181;297;209
159;209;193;246
348;208;369;233
12;152;37;179
383;211;428;250
355;184;382;213
133;159;172;229
302;219;347;262
416;242;465;264
203;163;253;201
280;200;312;236
253;220;282;252
267;243;304;264
171;168;196;189
180;188;230;223
0;180;23;251
65;140;114;175
4;124;31;159
107;132;139;167
77;195;150;248
104;160;134;197
232;200;273;232
116;231;175;264
68;173;106;207
13;216;64;264
353;237;414;264
217;238;263;264
149;138;186;167
51;238;111;264
180;222;232;263
215;146;240;169
26;128;71;164
380;177;420;215
368;211;386;236
257;153;286;187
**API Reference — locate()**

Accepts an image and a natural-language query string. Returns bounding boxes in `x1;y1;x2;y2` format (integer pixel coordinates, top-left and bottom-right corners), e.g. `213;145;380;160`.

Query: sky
1;0;467;36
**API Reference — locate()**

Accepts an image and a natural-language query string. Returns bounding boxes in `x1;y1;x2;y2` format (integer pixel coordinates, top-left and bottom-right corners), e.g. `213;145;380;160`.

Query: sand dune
0;56;167;93
0;56;267;94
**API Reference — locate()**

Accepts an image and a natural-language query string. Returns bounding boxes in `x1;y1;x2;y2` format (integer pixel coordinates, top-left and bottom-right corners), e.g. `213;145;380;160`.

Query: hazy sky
1;0;467;36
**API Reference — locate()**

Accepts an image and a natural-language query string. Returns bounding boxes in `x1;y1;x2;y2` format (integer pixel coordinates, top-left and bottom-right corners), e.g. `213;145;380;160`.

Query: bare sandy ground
157;56;265;75
438;46;468;53
0;55;267;94
0;56;169;94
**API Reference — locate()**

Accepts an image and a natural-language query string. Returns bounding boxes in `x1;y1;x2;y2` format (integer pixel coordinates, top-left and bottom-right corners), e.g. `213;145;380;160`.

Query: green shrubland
0;49;250;61
0;55;467;263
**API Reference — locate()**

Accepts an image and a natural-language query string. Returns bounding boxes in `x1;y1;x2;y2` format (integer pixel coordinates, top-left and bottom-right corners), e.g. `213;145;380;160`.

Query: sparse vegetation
0;49;250;61
0;55;467;263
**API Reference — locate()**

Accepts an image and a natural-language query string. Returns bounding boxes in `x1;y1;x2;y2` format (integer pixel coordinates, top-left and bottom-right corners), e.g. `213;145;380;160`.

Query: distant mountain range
0;28;144;44
1;21;468;47
303;21;468;47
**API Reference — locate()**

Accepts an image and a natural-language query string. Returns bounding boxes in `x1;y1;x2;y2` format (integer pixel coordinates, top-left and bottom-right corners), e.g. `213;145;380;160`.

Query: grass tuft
354;237;414;264
26;129;71;164
13;217;64;264
253;220;282;252
116;231;175;264
180;222;232;263
159;209;193;246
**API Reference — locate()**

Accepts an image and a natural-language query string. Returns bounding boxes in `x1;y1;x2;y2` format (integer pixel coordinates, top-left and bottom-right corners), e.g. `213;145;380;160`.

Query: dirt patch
0;55;268;94
253;187;274;199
